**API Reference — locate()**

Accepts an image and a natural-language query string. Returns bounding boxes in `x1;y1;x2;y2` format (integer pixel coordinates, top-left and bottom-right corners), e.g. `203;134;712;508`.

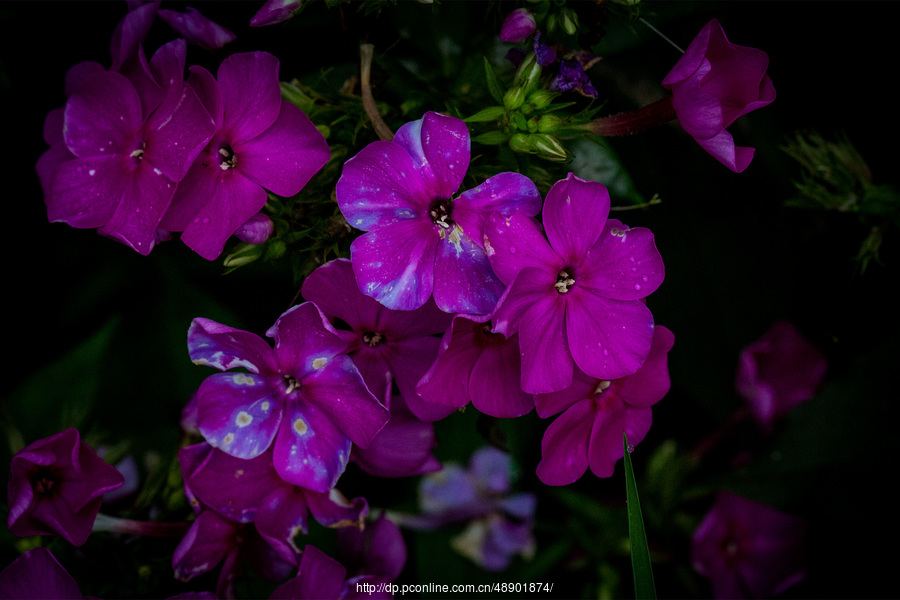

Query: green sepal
464;106;506;123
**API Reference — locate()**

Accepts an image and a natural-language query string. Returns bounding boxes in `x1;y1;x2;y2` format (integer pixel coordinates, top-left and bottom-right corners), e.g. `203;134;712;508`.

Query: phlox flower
300;258;454;421
485;172;665;394
692;492;808;599
187;302;389;492
7;429;124;546
270;545;392;600
416;312;534;418
735;321;827;432
336;111;541;314
161;51;330;260
662;19;775;173
535;325;674;485
42;39;216;254
250;0;305;27
338;513;407;582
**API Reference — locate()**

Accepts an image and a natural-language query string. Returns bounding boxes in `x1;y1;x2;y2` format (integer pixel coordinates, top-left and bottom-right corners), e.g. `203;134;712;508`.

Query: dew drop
641;274;649;283
634;283;642;291
626;445;634;454
602;348;609;356
509;245;517;254
202;217;209;224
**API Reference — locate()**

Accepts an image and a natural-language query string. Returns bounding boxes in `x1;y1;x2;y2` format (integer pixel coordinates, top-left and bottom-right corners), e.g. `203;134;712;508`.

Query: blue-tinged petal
272;400;352;493
302;354;390;448
157;7;236;51
484;211;559;286
255;486;310;550
565;290;654;381
350;219;439;311
301;258;384;334
237;101;330;197
336;140;430;231
395;111;469;200
188;317;276;374
535;399;593;485
433;230;505;314
218;52;282;143
453;172;541;250
307;488;368;529
543;173;610;265
196;372;283;460
579;220;665;301
268;302;349;380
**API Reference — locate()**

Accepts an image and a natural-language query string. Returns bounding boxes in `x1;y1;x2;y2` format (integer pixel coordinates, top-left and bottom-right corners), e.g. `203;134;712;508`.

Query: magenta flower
692;492;808;599
662;19;775;173
336;111;541;314
43;40;216;254
7;428;124;546
157;7;236;51
416;312;534;418
300;258;454;421
499;8;536;43
0;547;85;600
250;0;305;27
535;325;674;485
161;51;330;260
338;513;407;581
485;172;665;393
735;321;827;432
188;302;389;492
270;545;392;600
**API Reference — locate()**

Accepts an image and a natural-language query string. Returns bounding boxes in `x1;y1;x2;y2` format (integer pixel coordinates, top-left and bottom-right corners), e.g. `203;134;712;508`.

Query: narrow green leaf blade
624;432;657;600
483;56;505;104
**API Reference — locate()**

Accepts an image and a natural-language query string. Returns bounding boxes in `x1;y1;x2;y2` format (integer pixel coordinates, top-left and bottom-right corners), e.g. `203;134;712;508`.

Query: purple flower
7;428;124;546
161;52;330;260
271;545;392;600
499;8;536;43
416;312;534;418
250;0;305;27
338;512;407;581
692;492;808;599
336;111;541;314
549;58;598;98
188;302;389;492
410;447;536;571
157;7;236;51
0;548;85;600
43;40;216;254
300;258;454;421
735;321;827;432
533;32;557;67
535;325;674;485
662;19;775;173
485;172;665;393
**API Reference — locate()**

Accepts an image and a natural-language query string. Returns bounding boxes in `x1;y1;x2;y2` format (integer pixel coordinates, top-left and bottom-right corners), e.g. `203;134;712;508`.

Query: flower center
218;145;237;170
555;268;575;293
32;471;57;495
130;141;146;163
362;331;386;347
429;199;455;230
283;374;301;394
593;380;611;395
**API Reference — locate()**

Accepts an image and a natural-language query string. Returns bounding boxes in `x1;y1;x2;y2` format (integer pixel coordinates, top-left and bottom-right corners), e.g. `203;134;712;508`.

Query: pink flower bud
499;8;536;43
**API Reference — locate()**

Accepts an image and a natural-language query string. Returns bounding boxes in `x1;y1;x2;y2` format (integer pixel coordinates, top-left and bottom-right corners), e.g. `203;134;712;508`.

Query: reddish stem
585;95;677;137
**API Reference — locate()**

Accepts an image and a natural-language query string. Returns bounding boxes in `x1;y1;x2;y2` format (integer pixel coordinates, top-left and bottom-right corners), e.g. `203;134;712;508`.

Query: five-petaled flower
7;428;124;546
662;18;775;173
336;111;541;314
485;172;665;393
188;302;389;492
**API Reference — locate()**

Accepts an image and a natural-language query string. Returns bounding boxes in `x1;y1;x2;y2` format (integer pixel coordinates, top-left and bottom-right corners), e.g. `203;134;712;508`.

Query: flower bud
559;9;579;36
530;133;569;162
234;213;274;244
504;87;527;111
512;53;542;95
223;242;266;268
499;8;537;43
527;90;558;111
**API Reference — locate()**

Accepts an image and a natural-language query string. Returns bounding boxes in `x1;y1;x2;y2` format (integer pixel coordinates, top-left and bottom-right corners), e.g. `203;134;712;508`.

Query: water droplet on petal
602;348;609;356
626;445;634;454
509;245;517;254
642;274;649;283
634;283;642;291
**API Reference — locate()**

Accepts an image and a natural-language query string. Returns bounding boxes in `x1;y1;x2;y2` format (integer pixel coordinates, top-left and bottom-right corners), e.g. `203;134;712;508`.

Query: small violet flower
485;172;665;394
692;492;808;599
336;111;541;314
735;321;827;432
499;8;536;43
662;19;775;173
161;51;330;260
7;428;124;546
535;325;674;485
188;301;389;492
417;312;534;418
0;547;85;600
549;58;598;98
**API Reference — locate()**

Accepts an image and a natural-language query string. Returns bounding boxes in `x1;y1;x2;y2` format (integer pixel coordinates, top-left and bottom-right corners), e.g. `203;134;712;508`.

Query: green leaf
464;105;505;123
483;56;505;104
624;432;656;600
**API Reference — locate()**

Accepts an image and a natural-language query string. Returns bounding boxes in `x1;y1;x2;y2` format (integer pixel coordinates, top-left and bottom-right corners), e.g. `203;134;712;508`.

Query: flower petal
484;211;559;286
433;231;505;314
542;173;610;264
0;548;83;600
218;52;282;142
268;302;349;379
393;111;469;200
64;71;142;158
616;325;674;408
469;337;534;418
187;448;284;523
98;161;177;254
47;156;126;228
350;220;439;311
518;290;573;394
157;7;237;51
453;172;542;250
273;400;352;492
188;317;276;374
196;372;283;460
579;220;664;301
536;399;593;485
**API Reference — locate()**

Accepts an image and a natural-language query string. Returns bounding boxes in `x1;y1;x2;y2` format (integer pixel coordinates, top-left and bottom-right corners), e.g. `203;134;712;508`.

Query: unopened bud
513;53;542;95
527;90;557;111
560;8;579;36
537;114;566;134
234;213;274;245
223;242;266;269
504;87;527;111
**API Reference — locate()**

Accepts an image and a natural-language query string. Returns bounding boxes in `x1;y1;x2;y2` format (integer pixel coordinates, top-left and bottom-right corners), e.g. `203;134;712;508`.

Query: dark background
3;1;899;598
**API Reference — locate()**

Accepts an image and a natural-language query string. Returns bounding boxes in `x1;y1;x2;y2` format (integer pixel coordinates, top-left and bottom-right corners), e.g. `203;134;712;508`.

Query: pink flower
535;326;674;484
7;429;124;546
499;8;536;43
0;547;85;599
485;172;665;393
692;492;807;599
662;19;775;172
735;321;827;432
